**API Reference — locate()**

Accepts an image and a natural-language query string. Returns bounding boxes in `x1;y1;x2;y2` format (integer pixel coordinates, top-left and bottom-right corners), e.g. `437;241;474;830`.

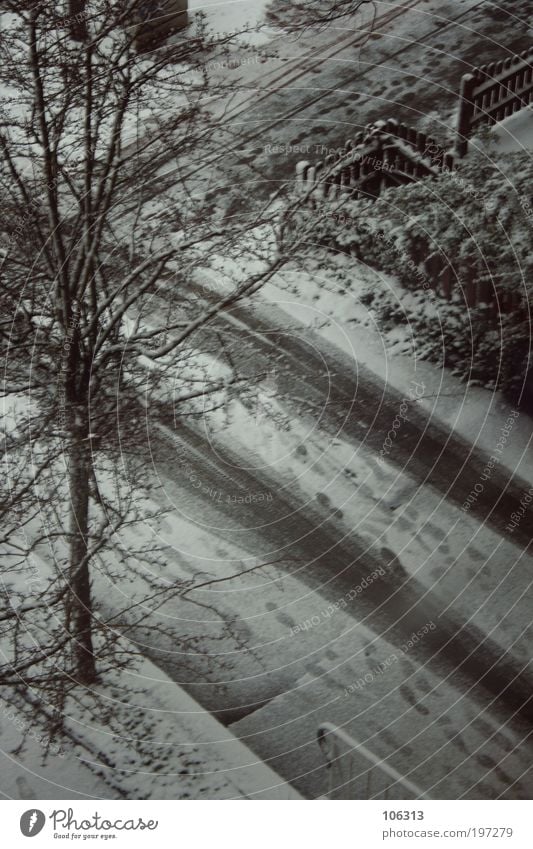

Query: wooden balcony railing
317;722;429;800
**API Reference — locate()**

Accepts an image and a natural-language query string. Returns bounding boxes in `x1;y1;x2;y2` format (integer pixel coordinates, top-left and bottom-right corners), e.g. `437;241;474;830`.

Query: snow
3;0;533;800
141;295;533;798
4;245;532;803
232;600;533;798
87;234;533;717
0;536;300;800
189;0;273;45
197;379;533;668
85;450;531;800
483;105;533;154
0;653;300;800
0;714;115;801
259;257;533;483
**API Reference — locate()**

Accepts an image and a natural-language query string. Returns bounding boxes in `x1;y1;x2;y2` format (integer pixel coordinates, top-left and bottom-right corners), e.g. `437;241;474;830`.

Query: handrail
317;722;429;800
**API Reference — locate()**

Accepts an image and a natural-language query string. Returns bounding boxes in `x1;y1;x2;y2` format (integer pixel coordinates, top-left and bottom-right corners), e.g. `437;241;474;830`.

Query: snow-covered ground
3;0;532;801
259;257;533;483
1;457;300;800
189;0;273;45
231;597;533;799
4;239;531;801
1;577;300;801
185;243;533;669
201;387;533;668
130;395;533;799
477;104;533;154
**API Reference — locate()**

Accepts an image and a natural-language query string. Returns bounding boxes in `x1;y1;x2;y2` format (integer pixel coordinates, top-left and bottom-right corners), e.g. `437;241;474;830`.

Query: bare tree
0;0;318;706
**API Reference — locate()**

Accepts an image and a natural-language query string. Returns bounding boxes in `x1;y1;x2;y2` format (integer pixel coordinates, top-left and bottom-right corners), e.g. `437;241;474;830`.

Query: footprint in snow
400;685;430;716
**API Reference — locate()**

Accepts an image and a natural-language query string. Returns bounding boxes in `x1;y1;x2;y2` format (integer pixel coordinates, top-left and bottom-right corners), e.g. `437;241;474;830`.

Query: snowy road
189;294;533;553
105;278;533;798
114;409;533;798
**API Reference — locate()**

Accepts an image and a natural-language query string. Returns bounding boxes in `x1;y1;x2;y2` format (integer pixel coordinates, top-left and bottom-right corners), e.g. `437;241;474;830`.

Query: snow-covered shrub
307;148;533;401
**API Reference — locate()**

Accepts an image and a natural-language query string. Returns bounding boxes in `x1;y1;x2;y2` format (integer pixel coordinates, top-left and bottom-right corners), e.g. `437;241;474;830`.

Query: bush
305;148;533;400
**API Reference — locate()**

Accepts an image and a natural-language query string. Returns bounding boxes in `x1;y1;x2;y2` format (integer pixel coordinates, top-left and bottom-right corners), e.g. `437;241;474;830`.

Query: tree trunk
67;405;97;685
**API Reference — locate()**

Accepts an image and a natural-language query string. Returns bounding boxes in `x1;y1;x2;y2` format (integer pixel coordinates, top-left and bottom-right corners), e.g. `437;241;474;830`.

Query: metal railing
317;722;429;800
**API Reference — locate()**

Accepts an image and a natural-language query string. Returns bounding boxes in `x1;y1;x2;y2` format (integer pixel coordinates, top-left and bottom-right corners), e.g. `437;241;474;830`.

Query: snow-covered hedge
308;148;533;402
